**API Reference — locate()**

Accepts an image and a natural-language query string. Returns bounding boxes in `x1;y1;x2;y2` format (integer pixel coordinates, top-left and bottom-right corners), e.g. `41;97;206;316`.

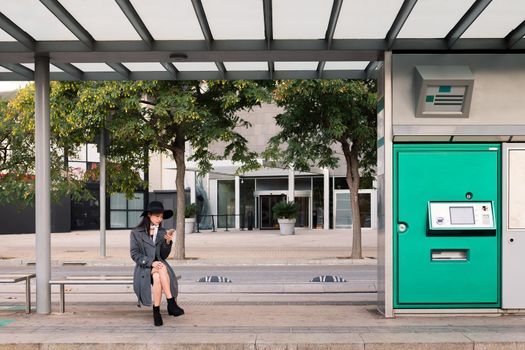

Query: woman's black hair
135;212;164;230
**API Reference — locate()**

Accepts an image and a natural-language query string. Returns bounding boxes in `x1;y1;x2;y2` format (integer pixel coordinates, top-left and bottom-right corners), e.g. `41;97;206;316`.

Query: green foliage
272;201;299;220
184;203;197;218
264;79;377;176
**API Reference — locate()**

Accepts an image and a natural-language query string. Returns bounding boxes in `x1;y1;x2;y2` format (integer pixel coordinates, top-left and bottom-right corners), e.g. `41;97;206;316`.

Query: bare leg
158;267;173;299
151;271;162;307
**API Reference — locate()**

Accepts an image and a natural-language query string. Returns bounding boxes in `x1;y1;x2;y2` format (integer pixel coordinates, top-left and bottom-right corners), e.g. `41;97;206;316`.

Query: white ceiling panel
0;0;77;40
71;63;114;72
123;62;166;71
334;0;404;39
273;0;333;39
22;63;63;72
0;28;15;42
398;0;476;38
463;0;525;38
202;0;264;39
324;61;369;70
275;62;318;71
224;62;268;71
130;0;204;40
59;0;141;40
173;62;218;71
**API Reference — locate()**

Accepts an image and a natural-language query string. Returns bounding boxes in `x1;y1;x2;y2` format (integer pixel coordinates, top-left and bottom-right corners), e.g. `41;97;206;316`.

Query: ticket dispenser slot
428;201;496;235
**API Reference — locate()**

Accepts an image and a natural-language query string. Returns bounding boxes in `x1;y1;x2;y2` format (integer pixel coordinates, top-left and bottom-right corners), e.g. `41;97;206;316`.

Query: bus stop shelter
0;0;523;315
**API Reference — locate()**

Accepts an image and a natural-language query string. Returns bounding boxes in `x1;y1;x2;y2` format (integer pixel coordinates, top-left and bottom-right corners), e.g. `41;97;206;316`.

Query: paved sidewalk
0;228;378;266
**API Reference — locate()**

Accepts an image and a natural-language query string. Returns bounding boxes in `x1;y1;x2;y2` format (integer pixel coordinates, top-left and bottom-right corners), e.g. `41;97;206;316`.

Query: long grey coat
130;226;178;307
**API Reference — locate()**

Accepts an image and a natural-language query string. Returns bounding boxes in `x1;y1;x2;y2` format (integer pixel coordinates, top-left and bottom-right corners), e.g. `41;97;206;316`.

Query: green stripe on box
426;95;434;103
377;137;384;148
439;85;451;93
0;320;14;327
377;97;384;113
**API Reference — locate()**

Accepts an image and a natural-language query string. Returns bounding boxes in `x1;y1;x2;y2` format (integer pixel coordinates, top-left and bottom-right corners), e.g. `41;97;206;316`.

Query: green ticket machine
394;144;500;308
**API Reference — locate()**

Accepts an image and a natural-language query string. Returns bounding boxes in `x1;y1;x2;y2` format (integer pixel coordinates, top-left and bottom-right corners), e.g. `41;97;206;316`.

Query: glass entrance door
259;195;286;229
294;196;309;228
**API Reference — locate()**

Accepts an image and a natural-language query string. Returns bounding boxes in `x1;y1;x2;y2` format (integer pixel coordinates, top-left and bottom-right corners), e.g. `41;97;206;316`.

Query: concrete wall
392;54;525;132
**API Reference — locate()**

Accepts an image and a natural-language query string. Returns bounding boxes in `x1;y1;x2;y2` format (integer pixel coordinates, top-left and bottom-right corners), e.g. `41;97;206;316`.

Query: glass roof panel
0;28;15;42
273;0;332;39
59;0;141;40
122;63;166;71
274;62;318;71
0;66;11;73
0;81;30;91
463;0;525;38
224;62;268;71
324;61;369;70
71;63;114;72
173;62;218;71
130;0;204;40
334;0;404;39
0;0;77;40
22;63;63;72
202;0;264;39
398;0;476;38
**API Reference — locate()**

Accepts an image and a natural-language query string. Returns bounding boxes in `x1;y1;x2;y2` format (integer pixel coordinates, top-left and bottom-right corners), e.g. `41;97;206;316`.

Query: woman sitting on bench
130;201;184;326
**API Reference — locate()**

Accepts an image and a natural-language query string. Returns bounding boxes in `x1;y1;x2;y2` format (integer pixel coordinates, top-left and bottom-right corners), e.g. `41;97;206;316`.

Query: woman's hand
152;261;164;270
165;229;175;244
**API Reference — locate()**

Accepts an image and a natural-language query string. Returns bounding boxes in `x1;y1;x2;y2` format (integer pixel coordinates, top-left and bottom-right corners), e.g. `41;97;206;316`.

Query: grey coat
130;226;178;307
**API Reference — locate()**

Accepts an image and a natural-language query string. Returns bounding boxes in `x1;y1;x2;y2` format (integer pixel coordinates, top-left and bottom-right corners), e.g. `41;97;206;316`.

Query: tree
264;80;376;259
0;82;96;207
74;80;271;259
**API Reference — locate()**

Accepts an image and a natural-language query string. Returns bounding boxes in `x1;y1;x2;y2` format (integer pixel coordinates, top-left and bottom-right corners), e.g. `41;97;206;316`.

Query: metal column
323;168;330;229
288;167;295;202
35;55;51;314
234;176;240;229
99;127;106;257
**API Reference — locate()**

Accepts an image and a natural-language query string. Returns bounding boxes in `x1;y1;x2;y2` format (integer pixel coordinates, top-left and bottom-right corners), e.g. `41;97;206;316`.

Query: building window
110;192;145;228
217;180;235;228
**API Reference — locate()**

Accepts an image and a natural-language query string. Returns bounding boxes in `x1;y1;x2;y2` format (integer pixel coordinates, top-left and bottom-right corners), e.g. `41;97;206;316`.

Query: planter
278;218;296;235
184;218;196;234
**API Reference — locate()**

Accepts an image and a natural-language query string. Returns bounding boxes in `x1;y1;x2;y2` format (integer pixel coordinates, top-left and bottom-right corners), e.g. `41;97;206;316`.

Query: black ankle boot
153;306;163;326
167;297;184;317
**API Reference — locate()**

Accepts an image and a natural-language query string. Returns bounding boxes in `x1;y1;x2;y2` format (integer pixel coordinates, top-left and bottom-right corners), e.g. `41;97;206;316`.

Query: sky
0;81;30;93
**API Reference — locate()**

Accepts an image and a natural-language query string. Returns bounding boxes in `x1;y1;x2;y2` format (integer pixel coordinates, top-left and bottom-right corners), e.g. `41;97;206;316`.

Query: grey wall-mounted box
414;65;474;118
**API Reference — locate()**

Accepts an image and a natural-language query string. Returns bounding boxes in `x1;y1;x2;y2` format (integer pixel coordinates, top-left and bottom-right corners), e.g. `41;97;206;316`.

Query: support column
288;167;295;202
35;55;51;314
234;176;240;229
99;127;106;257
323;168;330;230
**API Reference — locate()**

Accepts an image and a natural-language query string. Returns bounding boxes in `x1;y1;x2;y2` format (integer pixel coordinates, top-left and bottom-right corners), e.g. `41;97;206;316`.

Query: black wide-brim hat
141;201;173;220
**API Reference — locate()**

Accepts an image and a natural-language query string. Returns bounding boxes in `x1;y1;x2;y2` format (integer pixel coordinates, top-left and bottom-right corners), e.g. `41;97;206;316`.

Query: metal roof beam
191;0;213;48
40;0;94;49
52;63;84;80
365;61;382;80
0;13;36;51
385;0;418;50
506;20;525;49
106;62;131;79
160;62;178;79
263;0;273;50
446;0;492;48
319;0;343;78
115;0;154;48
0;63;34;79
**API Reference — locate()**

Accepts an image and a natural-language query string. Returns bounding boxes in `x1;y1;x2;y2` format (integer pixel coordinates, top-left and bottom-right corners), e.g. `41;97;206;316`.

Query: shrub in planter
184;203;197;233
272;201;298;235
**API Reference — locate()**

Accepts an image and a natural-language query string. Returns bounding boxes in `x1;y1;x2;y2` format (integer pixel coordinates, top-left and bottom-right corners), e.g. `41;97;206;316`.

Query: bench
0;273;36;314
49;275;180;313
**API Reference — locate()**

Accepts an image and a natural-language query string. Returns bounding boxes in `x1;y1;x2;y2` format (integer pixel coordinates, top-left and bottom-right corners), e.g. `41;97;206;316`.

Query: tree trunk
172;147;186;260
340;139;362;259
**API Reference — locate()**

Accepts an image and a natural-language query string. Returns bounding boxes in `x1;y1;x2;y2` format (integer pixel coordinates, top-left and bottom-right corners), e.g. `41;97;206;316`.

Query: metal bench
49;275;180;313
0;273;36;314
